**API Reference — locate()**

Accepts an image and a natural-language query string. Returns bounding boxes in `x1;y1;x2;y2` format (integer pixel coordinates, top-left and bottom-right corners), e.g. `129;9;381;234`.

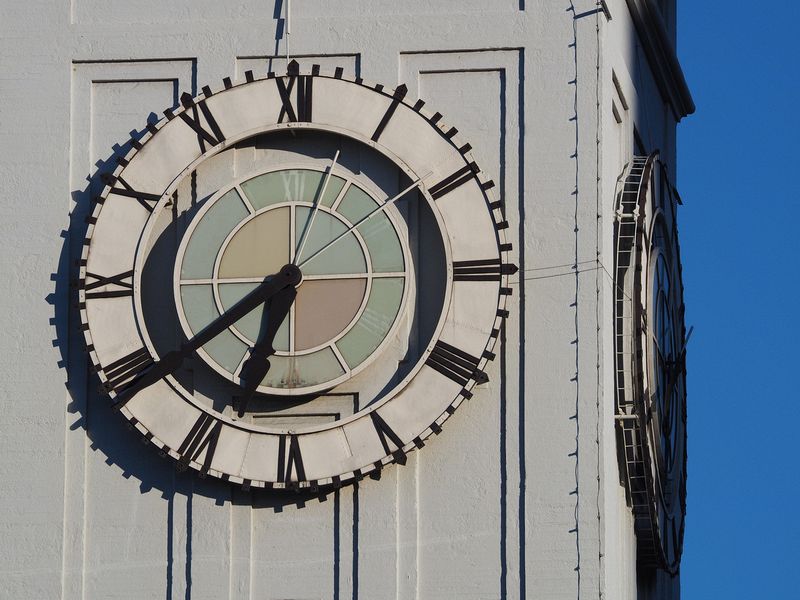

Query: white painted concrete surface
0;1;690;598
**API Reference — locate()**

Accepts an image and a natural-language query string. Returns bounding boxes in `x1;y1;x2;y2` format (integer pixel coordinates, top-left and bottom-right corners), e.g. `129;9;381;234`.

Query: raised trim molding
625;0;695;120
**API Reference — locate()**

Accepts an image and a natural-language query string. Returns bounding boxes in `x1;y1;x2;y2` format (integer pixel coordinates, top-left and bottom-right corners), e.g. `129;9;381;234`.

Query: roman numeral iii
453;258;518;282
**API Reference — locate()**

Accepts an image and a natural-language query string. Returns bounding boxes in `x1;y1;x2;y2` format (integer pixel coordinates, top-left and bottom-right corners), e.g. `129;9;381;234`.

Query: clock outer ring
78;65;514;489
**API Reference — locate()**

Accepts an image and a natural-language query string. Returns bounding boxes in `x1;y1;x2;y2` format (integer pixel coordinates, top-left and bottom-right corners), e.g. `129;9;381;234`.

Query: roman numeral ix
426;340;489;387
100;346;154;395
177;412;223;474
453;258;519;282
84;270;134;299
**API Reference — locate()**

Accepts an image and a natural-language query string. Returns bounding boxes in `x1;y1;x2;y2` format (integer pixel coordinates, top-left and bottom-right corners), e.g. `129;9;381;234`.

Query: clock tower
0;1;692;598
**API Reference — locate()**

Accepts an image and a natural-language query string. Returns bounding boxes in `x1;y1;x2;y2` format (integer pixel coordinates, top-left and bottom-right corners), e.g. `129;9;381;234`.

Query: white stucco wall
0;1;688;598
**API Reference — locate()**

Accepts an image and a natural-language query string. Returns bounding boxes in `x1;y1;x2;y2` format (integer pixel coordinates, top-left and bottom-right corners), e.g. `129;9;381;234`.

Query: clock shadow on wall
52;119;366;511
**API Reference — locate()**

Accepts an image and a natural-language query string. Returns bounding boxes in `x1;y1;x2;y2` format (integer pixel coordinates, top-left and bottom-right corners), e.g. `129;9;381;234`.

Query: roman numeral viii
101;346;154;394
453;258;518;282
177;412;223;474
84;270;133;299
426;340;489;387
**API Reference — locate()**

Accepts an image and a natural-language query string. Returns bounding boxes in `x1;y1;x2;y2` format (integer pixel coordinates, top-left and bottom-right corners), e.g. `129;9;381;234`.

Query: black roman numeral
275;71;313;123
370;411;405;458
84;270;134;299
371;84;407;142
105;175;161;212
277;434;306;483
101;346;154;394
428;163;479;200
176;92;226;152
453;258;519;282
426;340;488;387
177;412;223;473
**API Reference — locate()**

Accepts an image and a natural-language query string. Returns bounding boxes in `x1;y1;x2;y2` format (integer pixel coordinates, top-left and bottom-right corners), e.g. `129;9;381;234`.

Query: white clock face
79;62;515;489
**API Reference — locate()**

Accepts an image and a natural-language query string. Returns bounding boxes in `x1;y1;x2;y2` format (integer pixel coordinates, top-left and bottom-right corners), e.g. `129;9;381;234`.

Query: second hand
297;173;432;270
294;150;340;264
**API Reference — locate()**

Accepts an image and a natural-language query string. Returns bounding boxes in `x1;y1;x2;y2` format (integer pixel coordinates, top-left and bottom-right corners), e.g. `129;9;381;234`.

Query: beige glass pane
218;207;290;279
218;282;290;352
241;169;345;211
262;348;345;389
337;277;404;369
294;278;367;351
182;189;248;279
295;207;366;275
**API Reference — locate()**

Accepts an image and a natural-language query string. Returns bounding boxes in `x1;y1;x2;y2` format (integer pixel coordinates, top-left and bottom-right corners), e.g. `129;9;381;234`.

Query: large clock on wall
78;61;517;491
613;152;688;574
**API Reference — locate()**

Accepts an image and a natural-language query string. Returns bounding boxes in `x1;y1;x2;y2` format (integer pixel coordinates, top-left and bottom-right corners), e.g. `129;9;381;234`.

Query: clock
79;61;516;491
613;153;687;573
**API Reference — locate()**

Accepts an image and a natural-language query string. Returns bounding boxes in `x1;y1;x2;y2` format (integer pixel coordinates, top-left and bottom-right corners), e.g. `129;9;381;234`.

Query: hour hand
110;264;301;410
237;284;297;416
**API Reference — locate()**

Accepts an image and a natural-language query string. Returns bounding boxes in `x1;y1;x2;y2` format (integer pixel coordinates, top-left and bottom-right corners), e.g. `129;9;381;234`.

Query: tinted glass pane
182;189;248;279
336;277;404;368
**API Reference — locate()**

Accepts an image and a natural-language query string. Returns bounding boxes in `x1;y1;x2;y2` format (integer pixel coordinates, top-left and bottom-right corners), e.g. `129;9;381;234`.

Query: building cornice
625;0;695;120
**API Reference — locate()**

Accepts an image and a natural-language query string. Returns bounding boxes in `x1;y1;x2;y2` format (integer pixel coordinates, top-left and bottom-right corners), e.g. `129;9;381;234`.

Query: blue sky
677;1;799;596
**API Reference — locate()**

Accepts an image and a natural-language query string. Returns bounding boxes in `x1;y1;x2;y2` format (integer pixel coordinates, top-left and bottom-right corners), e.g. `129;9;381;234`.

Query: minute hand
296;173;431;270
111;264;301;410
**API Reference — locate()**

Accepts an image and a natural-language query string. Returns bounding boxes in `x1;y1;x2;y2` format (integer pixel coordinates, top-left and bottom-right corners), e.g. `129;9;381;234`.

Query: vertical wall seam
595;7;605;600
516;47;527;600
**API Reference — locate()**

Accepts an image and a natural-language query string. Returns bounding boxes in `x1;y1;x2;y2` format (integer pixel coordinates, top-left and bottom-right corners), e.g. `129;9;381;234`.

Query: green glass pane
358;213;405;272
336;185;379;223
262;348;345;388
338;185;404;272
204;329;249;374
218;282;289;352
180;284;218;334
182;189;248;279
295;207;366;275
180;284;247;373
241;169;345;211
337;277;404;369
